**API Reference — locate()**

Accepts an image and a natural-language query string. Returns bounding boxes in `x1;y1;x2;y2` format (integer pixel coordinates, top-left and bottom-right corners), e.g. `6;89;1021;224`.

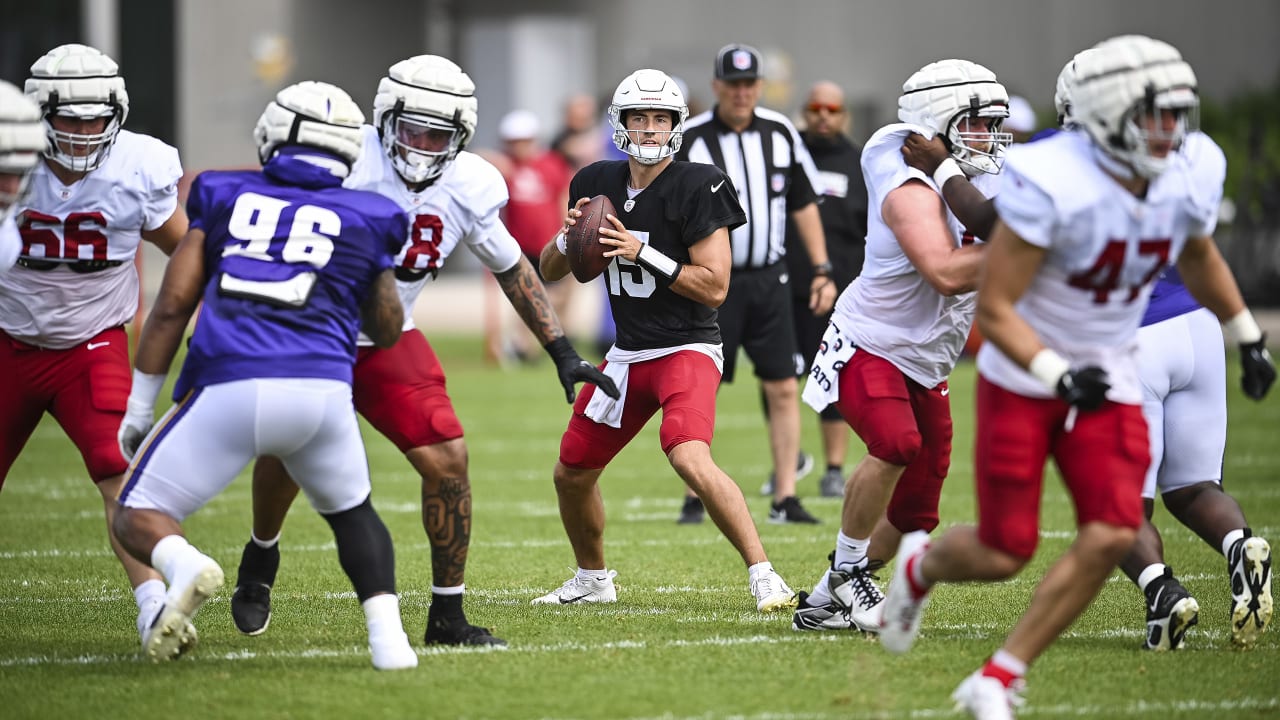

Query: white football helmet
253;81;365;167
25;43;129;173
898;59;1012;176
608;69;688;165
1053;48;1100;129
1070;35;1198;179
373;55;477;185
0;80;47;224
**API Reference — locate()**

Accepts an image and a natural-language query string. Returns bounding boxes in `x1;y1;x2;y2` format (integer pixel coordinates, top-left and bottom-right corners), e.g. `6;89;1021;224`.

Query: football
565;194;616;282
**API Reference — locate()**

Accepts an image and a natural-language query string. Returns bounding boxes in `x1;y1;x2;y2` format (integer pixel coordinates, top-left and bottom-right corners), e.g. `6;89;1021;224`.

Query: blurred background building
4;0;1279;305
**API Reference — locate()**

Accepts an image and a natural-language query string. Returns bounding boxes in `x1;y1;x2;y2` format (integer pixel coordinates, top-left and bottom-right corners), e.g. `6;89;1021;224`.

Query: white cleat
1228;533;1272;647
144;555;224;662
751;567;798;613
880;530;931;654
370;631;419;670
532;570;619;605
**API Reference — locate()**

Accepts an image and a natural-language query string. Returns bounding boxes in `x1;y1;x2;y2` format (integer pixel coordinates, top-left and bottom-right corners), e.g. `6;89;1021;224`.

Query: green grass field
2;335;1276;719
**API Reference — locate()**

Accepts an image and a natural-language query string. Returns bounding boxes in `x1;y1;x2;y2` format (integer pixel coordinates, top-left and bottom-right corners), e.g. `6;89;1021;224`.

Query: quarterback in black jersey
534;69;799;613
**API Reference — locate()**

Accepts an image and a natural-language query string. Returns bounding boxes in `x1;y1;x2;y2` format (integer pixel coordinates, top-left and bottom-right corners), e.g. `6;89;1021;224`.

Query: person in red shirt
488;109;574;362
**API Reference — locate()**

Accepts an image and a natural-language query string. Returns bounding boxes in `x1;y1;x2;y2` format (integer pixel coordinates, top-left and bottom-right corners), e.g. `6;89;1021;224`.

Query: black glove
1055;366;1110;411
544;336;620;404
1240;336;1276;400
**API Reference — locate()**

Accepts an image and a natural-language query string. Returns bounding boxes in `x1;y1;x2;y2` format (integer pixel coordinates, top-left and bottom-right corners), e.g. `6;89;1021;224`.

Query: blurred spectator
781;80;868;499
552;94;611;170
1006;95;1037;143
488;109;574;364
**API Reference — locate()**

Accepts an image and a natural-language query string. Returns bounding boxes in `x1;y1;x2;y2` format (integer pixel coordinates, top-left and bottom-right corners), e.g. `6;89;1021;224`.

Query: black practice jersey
569;160;746;351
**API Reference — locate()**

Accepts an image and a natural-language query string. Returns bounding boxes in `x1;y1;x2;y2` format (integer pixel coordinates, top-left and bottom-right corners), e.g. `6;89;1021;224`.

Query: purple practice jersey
1141;269;1201;327
174;154;408;400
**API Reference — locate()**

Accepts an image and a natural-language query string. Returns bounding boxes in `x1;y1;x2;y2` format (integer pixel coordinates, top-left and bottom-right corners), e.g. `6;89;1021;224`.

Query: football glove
1055;366;1110;411
544;336;620;404
117;398;154;462
1240;336;1276;400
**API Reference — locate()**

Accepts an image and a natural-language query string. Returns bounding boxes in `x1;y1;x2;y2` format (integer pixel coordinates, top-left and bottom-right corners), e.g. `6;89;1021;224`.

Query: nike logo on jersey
711;181;725;193
87;341;111;350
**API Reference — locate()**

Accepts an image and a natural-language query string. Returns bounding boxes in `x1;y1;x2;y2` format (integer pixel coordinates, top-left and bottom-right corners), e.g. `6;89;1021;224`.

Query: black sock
430;592;464;621
827;464;842;475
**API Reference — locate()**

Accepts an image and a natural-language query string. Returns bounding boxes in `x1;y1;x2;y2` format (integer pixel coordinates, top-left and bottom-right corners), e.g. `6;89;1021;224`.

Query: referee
675;43;836;525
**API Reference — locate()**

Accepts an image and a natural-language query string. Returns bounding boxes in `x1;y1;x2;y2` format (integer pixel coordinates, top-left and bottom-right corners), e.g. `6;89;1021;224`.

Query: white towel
583;360;630;428
583;342;725;428
802;322;857;413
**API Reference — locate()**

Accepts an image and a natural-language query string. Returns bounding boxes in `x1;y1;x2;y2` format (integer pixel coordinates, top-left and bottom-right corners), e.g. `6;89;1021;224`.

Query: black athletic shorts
718;262;803;383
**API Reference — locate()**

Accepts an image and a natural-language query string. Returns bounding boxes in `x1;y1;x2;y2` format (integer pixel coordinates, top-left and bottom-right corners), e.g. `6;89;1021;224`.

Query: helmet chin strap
1091;142;1136;181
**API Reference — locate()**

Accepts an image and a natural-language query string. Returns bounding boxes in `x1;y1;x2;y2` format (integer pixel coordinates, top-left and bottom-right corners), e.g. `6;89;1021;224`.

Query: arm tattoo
495;256;564;344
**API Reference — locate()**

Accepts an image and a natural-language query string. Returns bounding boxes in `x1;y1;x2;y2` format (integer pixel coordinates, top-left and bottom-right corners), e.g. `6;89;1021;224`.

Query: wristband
637;243;682;283
932;157;965;188
554;230;567;255
812;261;833;277
1223;309;1263;345
129;369;167;410
1028;348;1071;392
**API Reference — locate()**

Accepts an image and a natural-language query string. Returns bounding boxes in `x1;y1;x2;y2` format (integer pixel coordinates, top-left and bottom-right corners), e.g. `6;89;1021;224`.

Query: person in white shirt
792;59;1011;635
878;35;1275;719
0;80;46;272
0;44;188;649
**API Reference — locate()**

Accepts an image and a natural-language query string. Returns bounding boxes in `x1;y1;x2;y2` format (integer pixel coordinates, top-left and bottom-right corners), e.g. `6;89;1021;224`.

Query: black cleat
768;496;821;524
424;615;508;647
231;540;279;636
1143;567;1198;651
677;496;705;525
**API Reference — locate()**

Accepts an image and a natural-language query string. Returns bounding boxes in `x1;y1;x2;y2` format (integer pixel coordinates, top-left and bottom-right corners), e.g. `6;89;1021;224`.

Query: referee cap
715;44;762;81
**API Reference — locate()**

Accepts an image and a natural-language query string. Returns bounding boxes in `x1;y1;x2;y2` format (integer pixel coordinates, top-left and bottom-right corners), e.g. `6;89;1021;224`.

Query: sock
133;578;165;611
906;550;932;598
251;532;280;549
363;593;404;635
827;464;842;475
1137;563;1167;592
430;589;464;620
576;567;610;581
431;584;465;596
982;649;1027;687
1222;528;1246;557
151;535;194;582
808;568;835;606
747;561;773;584
833;532;869;572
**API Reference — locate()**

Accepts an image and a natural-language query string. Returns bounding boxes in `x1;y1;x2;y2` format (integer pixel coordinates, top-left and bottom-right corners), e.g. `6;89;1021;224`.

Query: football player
903;51;1276;652
878;35;1275;718
531;68;797;612
228;55;617;647
792;59;1010;634
0;44;188;648
114;81;417;668
0;80;46;272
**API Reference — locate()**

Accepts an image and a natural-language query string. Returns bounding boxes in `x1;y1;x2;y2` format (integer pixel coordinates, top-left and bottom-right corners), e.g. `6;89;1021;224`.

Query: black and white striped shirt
678;106;822;269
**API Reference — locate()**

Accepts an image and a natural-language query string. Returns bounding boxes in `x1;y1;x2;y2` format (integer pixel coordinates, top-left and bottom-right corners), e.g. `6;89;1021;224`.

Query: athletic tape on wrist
1028;348;1071;392
554;230;567;255
637;243;681;283
1223;310;1262;345
932;158;965;188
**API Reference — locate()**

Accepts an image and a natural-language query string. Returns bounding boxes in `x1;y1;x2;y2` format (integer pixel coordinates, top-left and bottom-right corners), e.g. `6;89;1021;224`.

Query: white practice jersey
978;129;1221;403
832;123;1000;388
345;125;522;344
0;216;19;272
0;130;181;348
